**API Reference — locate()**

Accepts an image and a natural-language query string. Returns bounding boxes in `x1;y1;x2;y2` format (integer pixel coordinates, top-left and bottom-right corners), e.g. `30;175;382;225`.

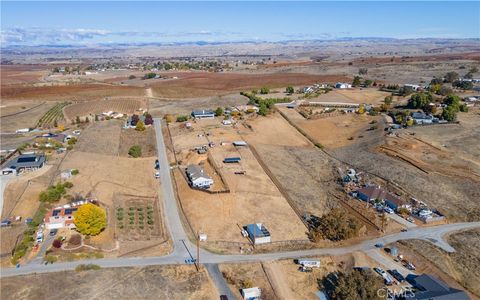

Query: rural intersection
1;118;479;279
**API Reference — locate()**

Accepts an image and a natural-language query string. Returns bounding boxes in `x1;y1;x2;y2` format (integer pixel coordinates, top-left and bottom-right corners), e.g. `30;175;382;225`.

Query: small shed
241;287;261;300
233;141;248;147
245;223;271;245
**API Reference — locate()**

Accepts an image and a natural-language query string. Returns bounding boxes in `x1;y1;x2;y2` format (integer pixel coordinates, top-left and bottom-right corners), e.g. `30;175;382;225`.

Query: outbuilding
245;223;271;244
191;110;215;119
223;157;241;163
241;287;261;300
233;141;248;147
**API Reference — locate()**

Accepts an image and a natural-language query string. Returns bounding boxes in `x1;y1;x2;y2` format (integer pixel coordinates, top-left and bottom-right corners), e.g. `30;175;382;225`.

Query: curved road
1;118;479;278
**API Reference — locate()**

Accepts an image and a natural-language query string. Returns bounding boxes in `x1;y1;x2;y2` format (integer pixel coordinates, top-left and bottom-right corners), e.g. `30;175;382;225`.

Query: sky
1;1;479;46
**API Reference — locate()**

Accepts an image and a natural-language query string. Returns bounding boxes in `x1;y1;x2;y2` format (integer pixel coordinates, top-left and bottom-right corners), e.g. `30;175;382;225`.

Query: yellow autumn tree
73;203;107;236
135;120;146;131
357;105;366;114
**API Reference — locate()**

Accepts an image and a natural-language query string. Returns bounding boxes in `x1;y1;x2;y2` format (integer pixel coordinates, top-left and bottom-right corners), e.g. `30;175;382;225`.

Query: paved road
2;220;478;277
205;263;236;299
0;175;15;218
365;249;413;278
1;119;479;279
387;213;417;229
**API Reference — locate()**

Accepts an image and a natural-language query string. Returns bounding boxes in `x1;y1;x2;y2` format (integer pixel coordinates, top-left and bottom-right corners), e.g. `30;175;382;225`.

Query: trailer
297;259;321;268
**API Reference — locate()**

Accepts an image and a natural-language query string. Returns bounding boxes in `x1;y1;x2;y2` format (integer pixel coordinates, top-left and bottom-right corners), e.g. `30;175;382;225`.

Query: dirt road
263;262;296;300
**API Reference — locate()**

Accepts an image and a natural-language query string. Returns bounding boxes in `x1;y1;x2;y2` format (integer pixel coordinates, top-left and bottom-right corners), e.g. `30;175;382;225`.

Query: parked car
49;229;58;236
185;258;196;265
298;266;312;273
374;267;387;276
387;269;405;283
375;243;384;248
402;260;416;270
401;228;408;232
154;172;160;179
384;207;394;214
406;217;415;223
0;219;11;227
220;295;228;300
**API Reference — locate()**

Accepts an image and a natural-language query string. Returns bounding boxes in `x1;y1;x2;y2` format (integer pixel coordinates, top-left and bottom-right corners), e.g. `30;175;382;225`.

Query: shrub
75;264;101;272
128;145;142;158
260;86;270;94
135;120;146;131
322;269;384;300
309;208;361;242
214;107;224;117
39;182;72;203
52;239;63;248
67;137;77;145
71;169;79;175
44;254;58;264
176;115;189;122
73;203;107;236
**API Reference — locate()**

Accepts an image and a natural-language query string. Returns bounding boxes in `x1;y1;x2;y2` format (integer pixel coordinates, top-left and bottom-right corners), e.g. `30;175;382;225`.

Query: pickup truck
388;269;405;283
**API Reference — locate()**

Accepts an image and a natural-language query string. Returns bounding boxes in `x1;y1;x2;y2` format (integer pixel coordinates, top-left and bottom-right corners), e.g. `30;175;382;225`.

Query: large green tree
352;76;362;87
408;92;433;109
73;203;107;236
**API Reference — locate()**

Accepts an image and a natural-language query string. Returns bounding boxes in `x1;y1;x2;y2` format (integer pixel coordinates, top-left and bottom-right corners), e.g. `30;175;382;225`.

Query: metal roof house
186;164;214;189
412;111;435;124
191;110;215;119
406;274;469;300
245;223;271;245
1;154;46;175
356;185;406;210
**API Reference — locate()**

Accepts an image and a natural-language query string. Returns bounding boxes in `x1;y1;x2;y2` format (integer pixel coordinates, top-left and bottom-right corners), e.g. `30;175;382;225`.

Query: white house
404;84;421;91
335;82;352;89
186;164;214;189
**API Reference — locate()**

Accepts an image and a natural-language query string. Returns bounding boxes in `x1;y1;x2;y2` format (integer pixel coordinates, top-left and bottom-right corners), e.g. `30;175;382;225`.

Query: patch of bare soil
63;98;145;120
253;144;337;217
149;72;350;98
377;133;480;182
74;120;122;156
118;127;157;158
1;265;215;300
398;228;480;298
220;263;277;299
1;83;145;100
